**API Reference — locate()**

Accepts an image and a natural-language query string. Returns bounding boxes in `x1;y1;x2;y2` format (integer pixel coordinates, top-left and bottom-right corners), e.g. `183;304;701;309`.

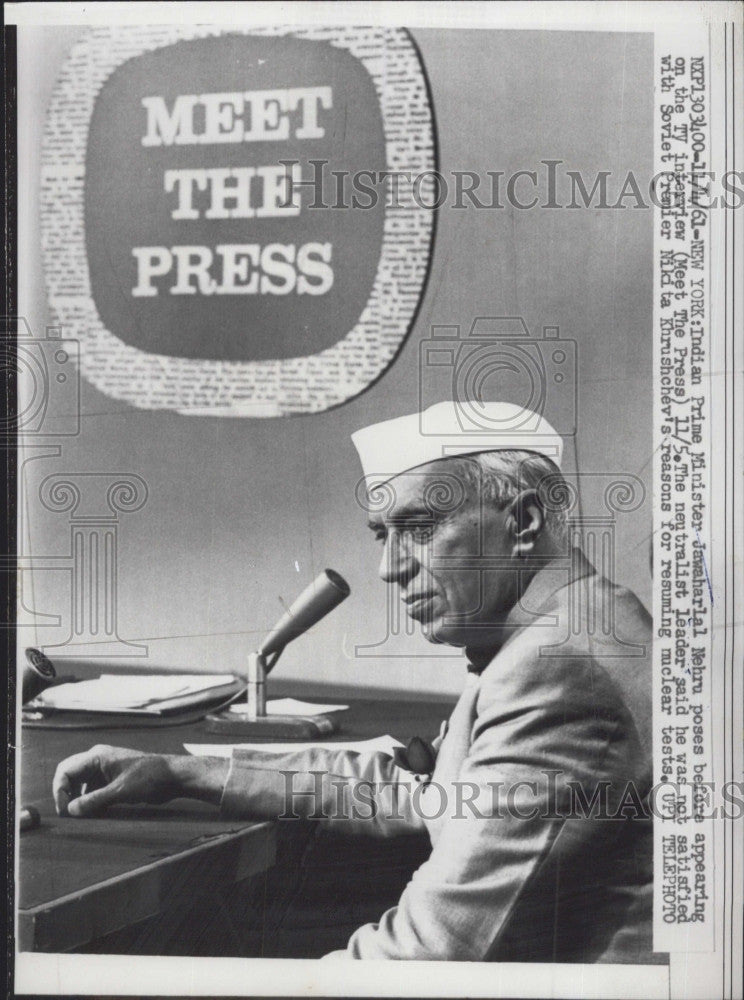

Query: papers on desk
28;674;243;715
184;735;404;757
228;697;349;716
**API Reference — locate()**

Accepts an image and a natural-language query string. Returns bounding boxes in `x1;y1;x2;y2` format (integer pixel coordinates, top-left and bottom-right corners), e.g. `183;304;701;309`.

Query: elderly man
52;402;655;963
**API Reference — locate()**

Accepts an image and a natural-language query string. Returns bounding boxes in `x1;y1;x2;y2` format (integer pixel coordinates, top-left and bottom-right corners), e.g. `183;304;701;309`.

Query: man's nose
378;530;419;587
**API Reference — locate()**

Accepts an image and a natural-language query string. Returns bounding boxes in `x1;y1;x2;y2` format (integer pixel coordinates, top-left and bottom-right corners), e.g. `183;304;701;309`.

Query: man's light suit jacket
221;549;656;963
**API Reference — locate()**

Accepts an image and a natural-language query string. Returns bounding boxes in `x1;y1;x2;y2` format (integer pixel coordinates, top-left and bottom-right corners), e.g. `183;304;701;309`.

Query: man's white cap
351;400;563;486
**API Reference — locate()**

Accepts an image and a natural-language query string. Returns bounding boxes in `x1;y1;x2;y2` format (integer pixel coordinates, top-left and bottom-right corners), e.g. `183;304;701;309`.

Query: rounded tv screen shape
41;26;436;416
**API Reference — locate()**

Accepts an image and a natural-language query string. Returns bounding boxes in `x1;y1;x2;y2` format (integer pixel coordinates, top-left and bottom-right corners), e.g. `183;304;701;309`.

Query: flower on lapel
393;736;437;776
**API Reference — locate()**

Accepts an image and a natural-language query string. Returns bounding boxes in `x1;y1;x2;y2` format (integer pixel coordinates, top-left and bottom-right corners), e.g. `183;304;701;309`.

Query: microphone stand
205;646;339;738
205;568;348;737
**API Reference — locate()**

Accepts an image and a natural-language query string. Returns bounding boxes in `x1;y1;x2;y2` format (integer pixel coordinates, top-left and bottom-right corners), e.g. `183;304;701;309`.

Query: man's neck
463;544;594;672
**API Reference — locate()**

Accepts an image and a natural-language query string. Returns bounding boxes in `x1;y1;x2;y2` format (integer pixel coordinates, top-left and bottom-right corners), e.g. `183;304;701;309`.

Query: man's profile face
365;459;522;648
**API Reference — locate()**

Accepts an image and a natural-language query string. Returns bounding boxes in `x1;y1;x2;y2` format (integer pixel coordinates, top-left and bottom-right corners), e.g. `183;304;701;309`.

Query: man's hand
53;745;179;817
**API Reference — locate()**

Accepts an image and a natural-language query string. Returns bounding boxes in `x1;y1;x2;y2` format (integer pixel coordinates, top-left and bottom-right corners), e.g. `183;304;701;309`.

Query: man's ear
505;489;545;556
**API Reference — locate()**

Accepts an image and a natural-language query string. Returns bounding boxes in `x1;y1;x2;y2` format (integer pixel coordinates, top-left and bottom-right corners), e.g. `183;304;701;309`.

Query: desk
18;689;453;956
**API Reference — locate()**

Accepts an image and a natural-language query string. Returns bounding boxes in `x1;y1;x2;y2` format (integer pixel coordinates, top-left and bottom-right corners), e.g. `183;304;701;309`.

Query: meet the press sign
135;85;335;299
44;27;435;414
86;33;383;363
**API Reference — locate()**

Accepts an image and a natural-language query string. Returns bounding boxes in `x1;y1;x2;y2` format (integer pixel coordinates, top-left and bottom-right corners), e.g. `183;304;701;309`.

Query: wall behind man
18;27;653;698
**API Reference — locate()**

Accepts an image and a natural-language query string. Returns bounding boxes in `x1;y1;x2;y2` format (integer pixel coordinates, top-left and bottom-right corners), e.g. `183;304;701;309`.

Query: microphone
23;648;56;704
259;568;351;664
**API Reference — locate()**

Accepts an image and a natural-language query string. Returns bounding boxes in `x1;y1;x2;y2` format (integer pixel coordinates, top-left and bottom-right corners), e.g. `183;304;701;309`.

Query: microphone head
258;569;350;657
321;568;351;598
23;648;56;704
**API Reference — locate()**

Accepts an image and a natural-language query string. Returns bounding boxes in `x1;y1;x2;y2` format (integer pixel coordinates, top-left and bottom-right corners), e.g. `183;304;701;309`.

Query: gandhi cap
351;400;563;486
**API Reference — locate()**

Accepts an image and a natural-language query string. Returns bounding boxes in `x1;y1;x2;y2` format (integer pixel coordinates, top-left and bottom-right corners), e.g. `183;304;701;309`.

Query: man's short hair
447;450;571;546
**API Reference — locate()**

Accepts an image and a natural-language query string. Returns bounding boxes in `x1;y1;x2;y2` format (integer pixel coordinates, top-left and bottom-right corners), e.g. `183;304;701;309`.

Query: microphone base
204;710;338;739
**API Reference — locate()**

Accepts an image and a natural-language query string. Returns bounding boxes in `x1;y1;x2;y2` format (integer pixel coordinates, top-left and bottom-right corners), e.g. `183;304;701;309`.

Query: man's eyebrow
366;502;433;530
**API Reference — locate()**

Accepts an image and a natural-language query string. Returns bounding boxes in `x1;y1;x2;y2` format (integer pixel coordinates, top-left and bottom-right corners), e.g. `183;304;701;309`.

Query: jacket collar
465;546;596;674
